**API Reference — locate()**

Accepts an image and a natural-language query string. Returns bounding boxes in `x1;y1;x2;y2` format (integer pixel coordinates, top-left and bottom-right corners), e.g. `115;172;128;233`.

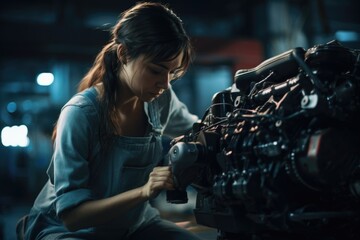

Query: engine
166;40;360;240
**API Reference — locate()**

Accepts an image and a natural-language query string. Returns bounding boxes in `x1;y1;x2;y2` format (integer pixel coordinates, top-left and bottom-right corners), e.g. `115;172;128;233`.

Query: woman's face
119;52;184;102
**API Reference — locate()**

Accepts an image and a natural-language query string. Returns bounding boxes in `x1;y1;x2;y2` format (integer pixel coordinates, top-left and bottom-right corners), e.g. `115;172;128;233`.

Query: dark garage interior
1;0;360;239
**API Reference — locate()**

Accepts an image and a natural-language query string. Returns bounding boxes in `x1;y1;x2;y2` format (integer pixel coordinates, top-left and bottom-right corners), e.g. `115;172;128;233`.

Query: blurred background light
36;72;54;86
21;100;33;112
335;31;360;42
1;125;30;147
6;101;17;113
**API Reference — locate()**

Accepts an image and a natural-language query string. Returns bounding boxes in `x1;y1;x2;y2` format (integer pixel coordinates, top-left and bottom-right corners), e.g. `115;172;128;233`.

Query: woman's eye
149;67;162;75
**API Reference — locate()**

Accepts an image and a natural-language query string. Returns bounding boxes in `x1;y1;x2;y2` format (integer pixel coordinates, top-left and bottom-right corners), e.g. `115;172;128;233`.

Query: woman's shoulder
60;87;100;123
63;87;99;109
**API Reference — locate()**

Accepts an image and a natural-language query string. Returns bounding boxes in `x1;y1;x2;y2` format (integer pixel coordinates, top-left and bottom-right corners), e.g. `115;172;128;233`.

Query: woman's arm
159;87;199;138
60;166;174;231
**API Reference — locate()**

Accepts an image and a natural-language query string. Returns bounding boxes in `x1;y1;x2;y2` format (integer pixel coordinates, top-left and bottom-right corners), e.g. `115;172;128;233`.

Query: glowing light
1;125;30;147
6;102;17;113
37;72;54;86
335;31;359;42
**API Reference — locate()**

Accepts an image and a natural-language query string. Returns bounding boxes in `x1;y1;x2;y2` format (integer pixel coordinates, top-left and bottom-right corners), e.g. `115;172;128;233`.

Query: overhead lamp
36;72;54;86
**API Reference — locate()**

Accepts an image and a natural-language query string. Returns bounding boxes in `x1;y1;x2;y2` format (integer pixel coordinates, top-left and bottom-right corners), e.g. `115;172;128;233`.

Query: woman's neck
95;82;147;137
116;83;143;113
118;96;143;114
95;82;143;113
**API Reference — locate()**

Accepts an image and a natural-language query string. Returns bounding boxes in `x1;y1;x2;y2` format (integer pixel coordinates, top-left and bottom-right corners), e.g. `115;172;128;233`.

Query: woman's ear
117;44;127;64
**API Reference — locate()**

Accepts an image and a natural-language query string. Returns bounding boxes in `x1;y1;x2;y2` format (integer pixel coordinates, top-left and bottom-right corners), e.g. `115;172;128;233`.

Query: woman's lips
150;90;163;96
149;92;161;97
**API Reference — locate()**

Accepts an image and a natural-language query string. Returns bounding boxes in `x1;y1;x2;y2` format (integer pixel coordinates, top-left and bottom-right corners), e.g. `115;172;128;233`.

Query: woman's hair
52;2;193;144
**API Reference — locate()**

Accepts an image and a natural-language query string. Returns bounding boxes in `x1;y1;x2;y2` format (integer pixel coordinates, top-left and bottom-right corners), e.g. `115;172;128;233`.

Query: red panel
192;37;264;74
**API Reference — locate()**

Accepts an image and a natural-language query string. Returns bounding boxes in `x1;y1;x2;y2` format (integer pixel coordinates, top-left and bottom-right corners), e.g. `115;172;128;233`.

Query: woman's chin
144;93;161;102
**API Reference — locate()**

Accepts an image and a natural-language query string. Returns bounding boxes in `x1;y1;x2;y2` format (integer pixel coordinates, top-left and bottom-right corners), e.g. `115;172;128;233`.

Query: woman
19;2;200;239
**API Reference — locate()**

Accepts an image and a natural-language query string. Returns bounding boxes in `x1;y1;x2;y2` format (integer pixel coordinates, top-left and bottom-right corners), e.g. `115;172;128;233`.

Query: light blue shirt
24;86;198;239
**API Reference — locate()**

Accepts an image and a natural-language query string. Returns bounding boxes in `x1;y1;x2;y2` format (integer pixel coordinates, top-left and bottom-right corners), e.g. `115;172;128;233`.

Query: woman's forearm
60;186;148;231
60;166;173;232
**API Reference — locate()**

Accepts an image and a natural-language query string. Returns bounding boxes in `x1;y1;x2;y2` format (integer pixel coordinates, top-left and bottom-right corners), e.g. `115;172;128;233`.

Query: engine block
167;40;360;240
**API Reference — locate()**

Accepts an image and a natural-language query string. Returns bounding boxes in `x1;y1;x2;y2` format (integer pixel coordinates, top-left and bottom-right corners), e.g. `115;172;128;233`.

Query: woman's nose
157;74;171;90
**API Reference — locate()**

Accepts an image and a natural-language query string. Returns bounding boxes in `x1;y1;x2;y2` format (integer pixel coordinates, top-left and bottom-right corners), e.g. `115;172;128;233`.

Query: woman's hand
61;167;174;231
141;166;175;199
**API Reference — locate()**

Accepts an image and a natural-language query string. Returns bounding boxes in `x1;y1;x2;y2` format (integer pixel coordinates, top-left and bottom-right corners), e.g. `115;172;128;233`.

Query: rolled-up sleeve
161;87;199;138
51;104;95;217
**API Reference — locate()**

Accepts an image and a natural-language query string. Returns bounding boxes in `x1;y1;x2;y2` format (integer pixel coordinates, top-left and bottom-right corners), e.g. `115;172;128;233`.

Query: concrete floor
0;201;218;240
